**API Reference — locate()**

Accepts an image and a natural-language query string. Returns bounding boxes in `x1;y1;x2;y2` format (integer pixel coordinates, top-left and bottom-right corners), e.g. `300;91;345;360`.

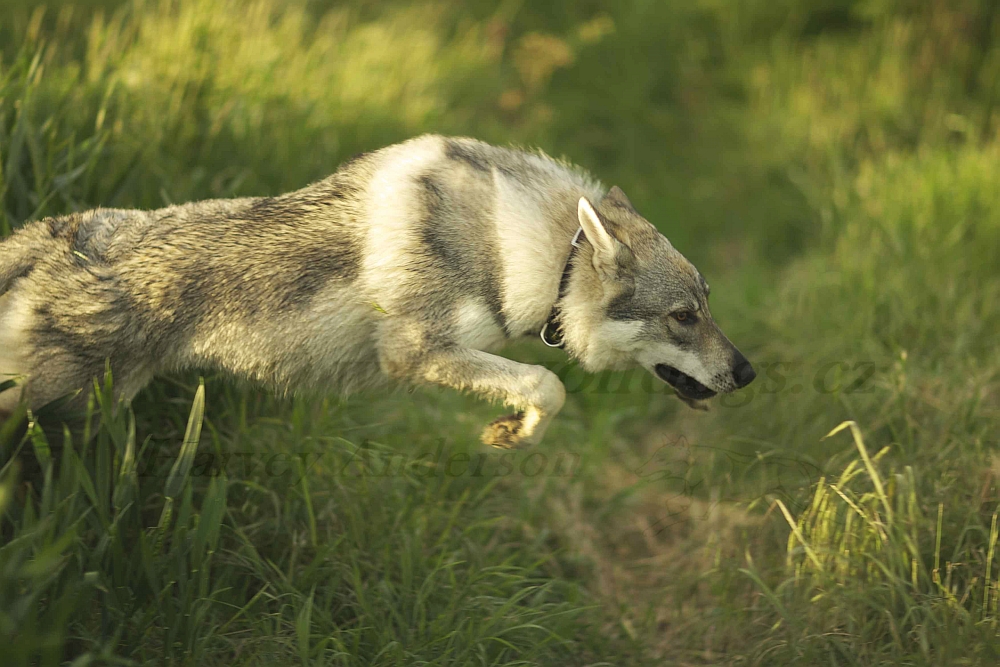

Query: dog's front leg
384;346;565;448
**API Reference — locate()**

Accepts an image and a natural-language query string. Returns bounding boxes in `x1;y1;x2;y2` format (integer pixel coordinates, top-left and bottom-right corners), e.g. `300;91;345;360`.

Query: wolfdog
0;135;755;447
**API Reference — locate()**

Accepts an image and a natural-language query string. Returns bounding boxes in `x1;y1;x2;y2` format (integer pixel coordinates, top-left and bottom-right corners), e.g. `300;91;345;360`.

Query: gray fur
0;135;754;445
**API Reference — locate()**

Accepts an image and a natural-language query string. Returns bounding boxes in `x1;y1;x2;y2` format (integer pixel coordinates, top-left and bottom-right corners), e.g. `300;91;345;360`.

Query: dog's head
561;186;755;403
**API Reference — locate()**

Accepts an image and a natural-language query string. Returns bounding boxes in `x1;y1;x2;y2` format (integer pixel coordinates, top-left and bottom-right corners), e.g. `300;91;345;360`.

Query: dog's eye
672;311;695;323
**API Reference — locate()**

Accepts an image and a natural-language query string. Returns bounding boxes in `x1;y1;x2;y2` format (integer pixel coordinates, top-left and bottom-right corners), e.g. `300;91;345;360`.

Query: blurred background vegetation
2;0;999;664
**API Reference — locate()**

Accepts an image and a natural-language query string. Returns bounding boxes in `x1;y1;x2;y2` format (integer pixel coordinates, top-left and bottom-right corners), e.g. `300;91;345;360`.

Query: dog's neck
539;228;584;349
547;237;637;372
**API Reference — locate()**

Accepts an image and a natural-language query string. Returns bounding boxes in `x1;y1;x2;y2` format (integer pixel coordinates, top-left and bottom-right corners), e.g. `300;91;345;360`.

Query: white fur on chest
492;179;567;335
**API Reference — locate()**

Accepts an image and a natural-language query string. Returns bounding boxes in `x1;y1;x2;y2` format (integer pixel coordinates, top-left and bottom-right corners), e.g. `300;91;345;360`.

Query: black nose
732;352;756;389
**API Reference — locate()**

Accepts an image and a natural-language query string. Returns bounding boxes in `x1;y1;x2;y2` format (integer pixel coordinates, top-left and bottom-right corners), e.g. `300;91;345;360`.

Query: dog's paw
480;412;526;449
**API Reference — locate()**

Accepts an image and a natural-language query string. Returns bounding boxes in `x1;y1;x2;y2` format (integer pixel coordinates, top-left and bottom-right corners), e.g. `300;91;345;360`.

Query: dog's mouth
654;364;718;400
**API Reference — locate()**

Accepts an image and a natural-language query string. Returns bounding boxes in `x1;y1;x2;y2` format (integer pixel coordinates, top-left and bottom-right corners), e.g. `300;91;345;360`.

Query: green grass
2;0;1000;664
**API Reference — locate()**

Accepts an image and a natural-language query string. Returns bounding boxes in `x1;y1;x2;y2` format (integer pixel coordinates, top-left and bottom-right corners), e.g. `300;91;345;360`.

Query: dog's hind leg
1;287;152;422
0;290;30;417
381;342;566;449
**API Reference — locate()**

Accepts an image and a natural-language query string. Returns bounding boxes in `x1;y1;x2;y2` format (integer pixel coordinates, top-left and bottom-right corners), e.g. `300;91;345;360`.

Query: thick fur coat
0;135;754;446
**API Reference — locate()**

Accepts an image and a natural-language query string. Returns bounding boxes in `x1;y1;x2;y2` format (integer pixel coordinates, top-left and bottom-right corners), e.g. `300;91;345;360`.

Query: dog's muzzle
654;364;718;400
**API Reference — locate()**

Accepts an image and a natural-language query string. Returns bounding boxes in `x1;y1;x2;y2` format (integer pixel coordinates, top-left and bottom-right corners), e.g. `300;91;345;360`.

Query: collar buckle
539;321;564;348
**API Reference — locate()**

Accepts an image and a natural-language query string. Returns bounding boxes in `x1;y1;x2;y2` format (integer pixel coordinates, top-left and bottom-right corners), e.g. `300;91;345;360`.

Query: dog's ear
578;196;621;281
602;186;637;214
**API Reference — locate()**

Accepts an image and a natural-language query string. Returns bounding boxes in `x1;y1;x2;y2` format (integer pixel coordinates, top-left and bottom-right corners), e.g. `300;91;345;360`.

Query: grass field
2;0;1000;664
